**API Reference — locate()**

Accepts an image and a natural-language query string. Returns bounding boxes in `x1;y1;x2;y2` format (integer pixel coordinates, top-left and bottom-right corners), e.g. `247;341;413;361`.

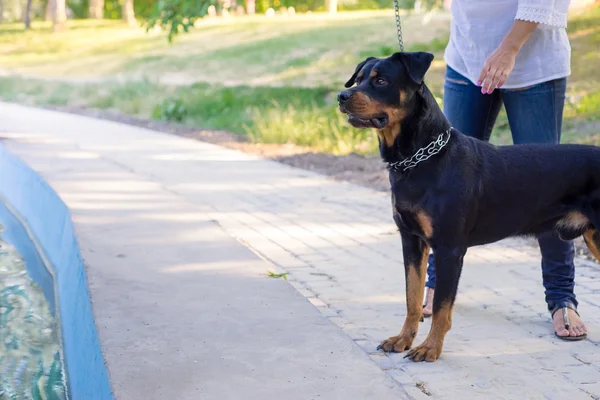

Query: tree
145;0;215;42
325;0;337;14
24;0;33;28
123;0;136;26
245;0;254;14
53;0;67;31
0;0;3;23
89;0;104;18
45;0;55;21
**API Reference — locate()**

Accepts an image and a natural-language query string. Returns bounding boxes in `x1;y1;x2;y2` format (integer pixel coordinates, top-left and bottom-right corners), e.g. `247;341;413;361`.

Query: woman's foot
553;306;587;340
422;287;434;318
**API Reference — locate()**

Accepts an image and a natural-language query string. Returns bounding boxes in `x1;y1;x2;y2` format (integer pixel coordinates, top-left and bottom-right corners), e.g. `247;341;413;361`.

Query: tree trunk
325;0;337;14
24;0;33;29
245;0;255;14
45;0;55;21
122;0;136;26
89;0;104;18
53;0;67;31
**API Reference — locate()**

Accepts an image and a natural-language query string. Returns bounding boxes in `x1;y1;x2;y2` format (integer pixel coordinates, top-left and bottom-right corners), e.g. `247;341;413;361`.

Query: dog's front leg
378;230;429;353
405;246;466;362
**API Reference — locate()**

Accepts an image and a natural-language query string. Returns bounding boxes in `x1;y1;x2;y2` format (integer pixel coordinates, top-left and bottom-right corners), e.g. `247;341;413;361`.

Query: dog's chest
392;200;433;239
391;182;436;232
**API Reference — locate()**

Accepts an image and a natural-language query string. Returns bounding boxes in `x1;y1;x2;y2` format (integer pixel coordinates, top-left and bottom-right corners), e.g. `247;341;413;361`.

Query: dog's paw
403;341;442;362
377;333;415;353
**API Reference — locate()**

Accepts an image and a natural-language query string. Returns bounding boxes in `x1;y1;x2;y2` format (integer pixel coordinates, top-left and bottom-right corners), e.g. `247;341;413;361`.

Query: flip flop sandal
422;304;432;320
422;288;434;320
551;302;587;341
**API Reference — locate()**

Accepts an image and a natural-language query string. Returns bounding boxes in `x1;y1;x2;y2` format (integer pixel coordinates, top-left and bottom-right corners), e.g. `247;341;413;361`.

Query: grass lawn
0;7;598;154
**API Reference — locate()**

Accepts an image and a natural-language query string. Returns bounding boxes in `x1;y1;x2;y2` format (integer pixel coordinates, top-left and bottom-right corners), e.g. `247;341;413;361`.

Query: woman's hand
477;45;517;94
477;20;539;94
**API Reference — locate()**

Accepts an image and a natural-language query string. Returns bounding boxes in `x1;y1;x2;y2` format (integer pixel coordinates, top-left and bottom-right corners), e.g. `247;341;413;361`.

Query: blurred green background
0;0;598;154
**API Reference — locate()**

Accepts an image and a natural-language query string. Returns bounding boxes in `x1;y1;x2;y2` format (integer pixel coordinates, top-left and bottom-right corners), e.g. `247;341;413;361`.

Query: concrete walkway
1;103;600;400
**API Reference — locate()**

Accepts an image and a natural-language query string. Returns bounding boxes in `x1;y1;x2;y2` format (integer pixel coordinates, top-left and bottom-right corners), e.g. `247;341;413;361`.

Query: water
0;224;67;400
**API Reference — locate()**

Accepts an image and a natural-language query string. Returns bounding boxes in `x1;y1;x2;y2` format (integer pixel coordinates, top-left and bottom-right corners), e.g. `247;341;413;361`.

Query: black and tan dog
338;51;600;362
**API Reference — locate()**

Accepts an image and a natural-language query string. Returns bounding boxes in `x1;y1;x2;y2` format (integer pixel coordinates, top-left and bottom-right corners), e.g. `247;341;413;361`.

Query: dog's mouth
346;114;388;129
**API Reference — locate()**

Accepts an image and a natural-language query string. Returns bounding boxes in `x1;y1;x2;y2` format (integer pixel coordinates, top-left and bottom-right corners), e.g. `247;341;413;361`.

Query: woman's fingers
477;62;491;87
496;72;508;89
482;68;499;94
488;70;504;94
481;68;509;94
478;47;517;94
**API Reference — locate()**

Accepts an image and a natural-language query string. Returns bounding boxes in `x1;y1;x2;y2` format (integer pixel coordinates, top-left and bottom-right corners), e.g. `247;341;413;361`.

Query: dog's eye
375;78;388;86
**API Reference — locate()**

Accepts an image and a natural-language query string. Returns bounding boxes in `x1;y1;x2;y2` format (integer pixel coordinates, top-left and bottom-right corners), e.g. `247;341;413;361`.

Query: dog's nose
337;91;351;103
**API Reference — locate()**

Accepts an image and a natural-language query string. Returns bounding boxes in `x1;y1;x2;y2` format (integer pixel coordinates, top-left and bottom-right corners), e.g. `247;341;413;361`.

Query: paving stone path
2;103;600;399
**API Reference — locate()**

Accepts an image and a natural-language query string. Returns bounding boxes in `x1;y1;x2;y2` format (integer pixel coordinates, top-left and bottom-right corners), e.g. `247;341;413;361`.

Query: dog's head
338;52;434;145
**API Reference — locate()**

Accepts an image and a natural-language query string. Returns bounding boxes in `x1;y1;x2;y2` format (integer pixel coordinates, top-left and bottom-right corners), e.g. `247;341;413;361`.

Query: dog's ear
344;57;376;88
392;52;434;85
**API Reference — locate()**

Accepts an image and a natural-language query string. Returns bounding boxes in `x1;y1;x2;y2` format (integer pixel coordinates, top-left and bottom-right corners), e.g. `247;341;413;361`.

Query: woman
423;0;587;340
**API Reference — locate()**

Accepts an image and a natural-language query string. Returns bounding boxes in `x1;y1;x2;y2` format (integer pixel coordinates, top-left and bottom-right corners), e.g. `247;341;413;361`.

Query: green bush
152;97;188;122
103;0;122;19
67;0;89;18
577;92;600;121
245;101;378;154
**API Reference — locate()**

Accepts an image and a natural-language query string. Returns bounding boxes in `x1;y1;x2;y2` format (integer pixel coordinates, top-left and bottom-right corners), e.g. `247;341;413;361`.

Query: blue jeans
425;66;576;312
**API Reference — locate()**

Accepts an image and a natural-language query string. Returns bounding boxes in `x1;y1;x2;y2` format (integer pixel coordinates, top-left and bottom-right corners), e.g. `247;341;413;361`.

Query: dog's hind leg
405;245;466;362
584;229;600;262
377;231;429;353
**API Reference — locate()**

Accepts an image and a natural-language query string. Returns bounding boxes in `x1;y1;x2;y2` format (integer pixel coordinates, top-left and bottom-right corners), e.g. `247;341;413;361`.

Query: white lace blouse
443;0;571;89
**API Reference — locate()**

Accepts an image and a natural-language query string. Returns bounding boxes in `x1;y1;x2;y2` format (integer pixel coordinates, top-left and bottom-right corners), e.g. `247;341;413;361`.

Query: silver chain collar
393;0;404;51
387;129;453;173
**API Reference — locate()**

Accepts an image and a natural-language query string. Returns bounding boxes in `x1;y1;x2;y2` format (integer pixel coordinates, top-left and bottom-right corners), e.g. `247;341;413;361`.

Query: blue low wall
0;145;113;399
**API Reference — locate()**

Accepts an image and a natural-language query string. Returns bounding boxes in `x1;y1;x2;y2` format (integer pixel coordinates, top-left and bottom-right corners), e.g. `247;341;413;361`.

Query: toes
574;320;587;335
552;311;571;337
566;309;587;336
573;324;587;337
554;308;588;337
378;334;415;353
404;349;418;360
405;350;428;362
393;341;410;353
377;340;391;352
404;345;440;362
378;338;405;353
556;327;569;337
567;321;586;337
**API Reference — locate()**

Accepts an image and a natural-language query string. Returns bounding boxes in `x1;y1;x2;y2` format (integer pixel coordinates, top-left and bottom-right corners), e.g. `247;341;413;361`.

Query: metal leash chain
393;0;404;51
388;129;453;172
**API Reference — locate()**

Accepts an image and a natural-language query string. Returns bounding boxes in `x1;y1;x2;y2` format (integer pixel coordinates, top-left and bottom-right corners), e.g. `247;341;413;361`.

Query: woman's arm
478;20;538;94
478;0;570;94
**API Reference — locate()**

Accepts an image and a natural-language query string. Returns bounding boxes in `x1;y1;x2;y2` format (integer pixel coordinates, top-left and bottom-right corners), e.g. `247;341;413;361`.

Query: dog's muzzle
347;114;388;129
337;90;388;129
337;90;352;104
